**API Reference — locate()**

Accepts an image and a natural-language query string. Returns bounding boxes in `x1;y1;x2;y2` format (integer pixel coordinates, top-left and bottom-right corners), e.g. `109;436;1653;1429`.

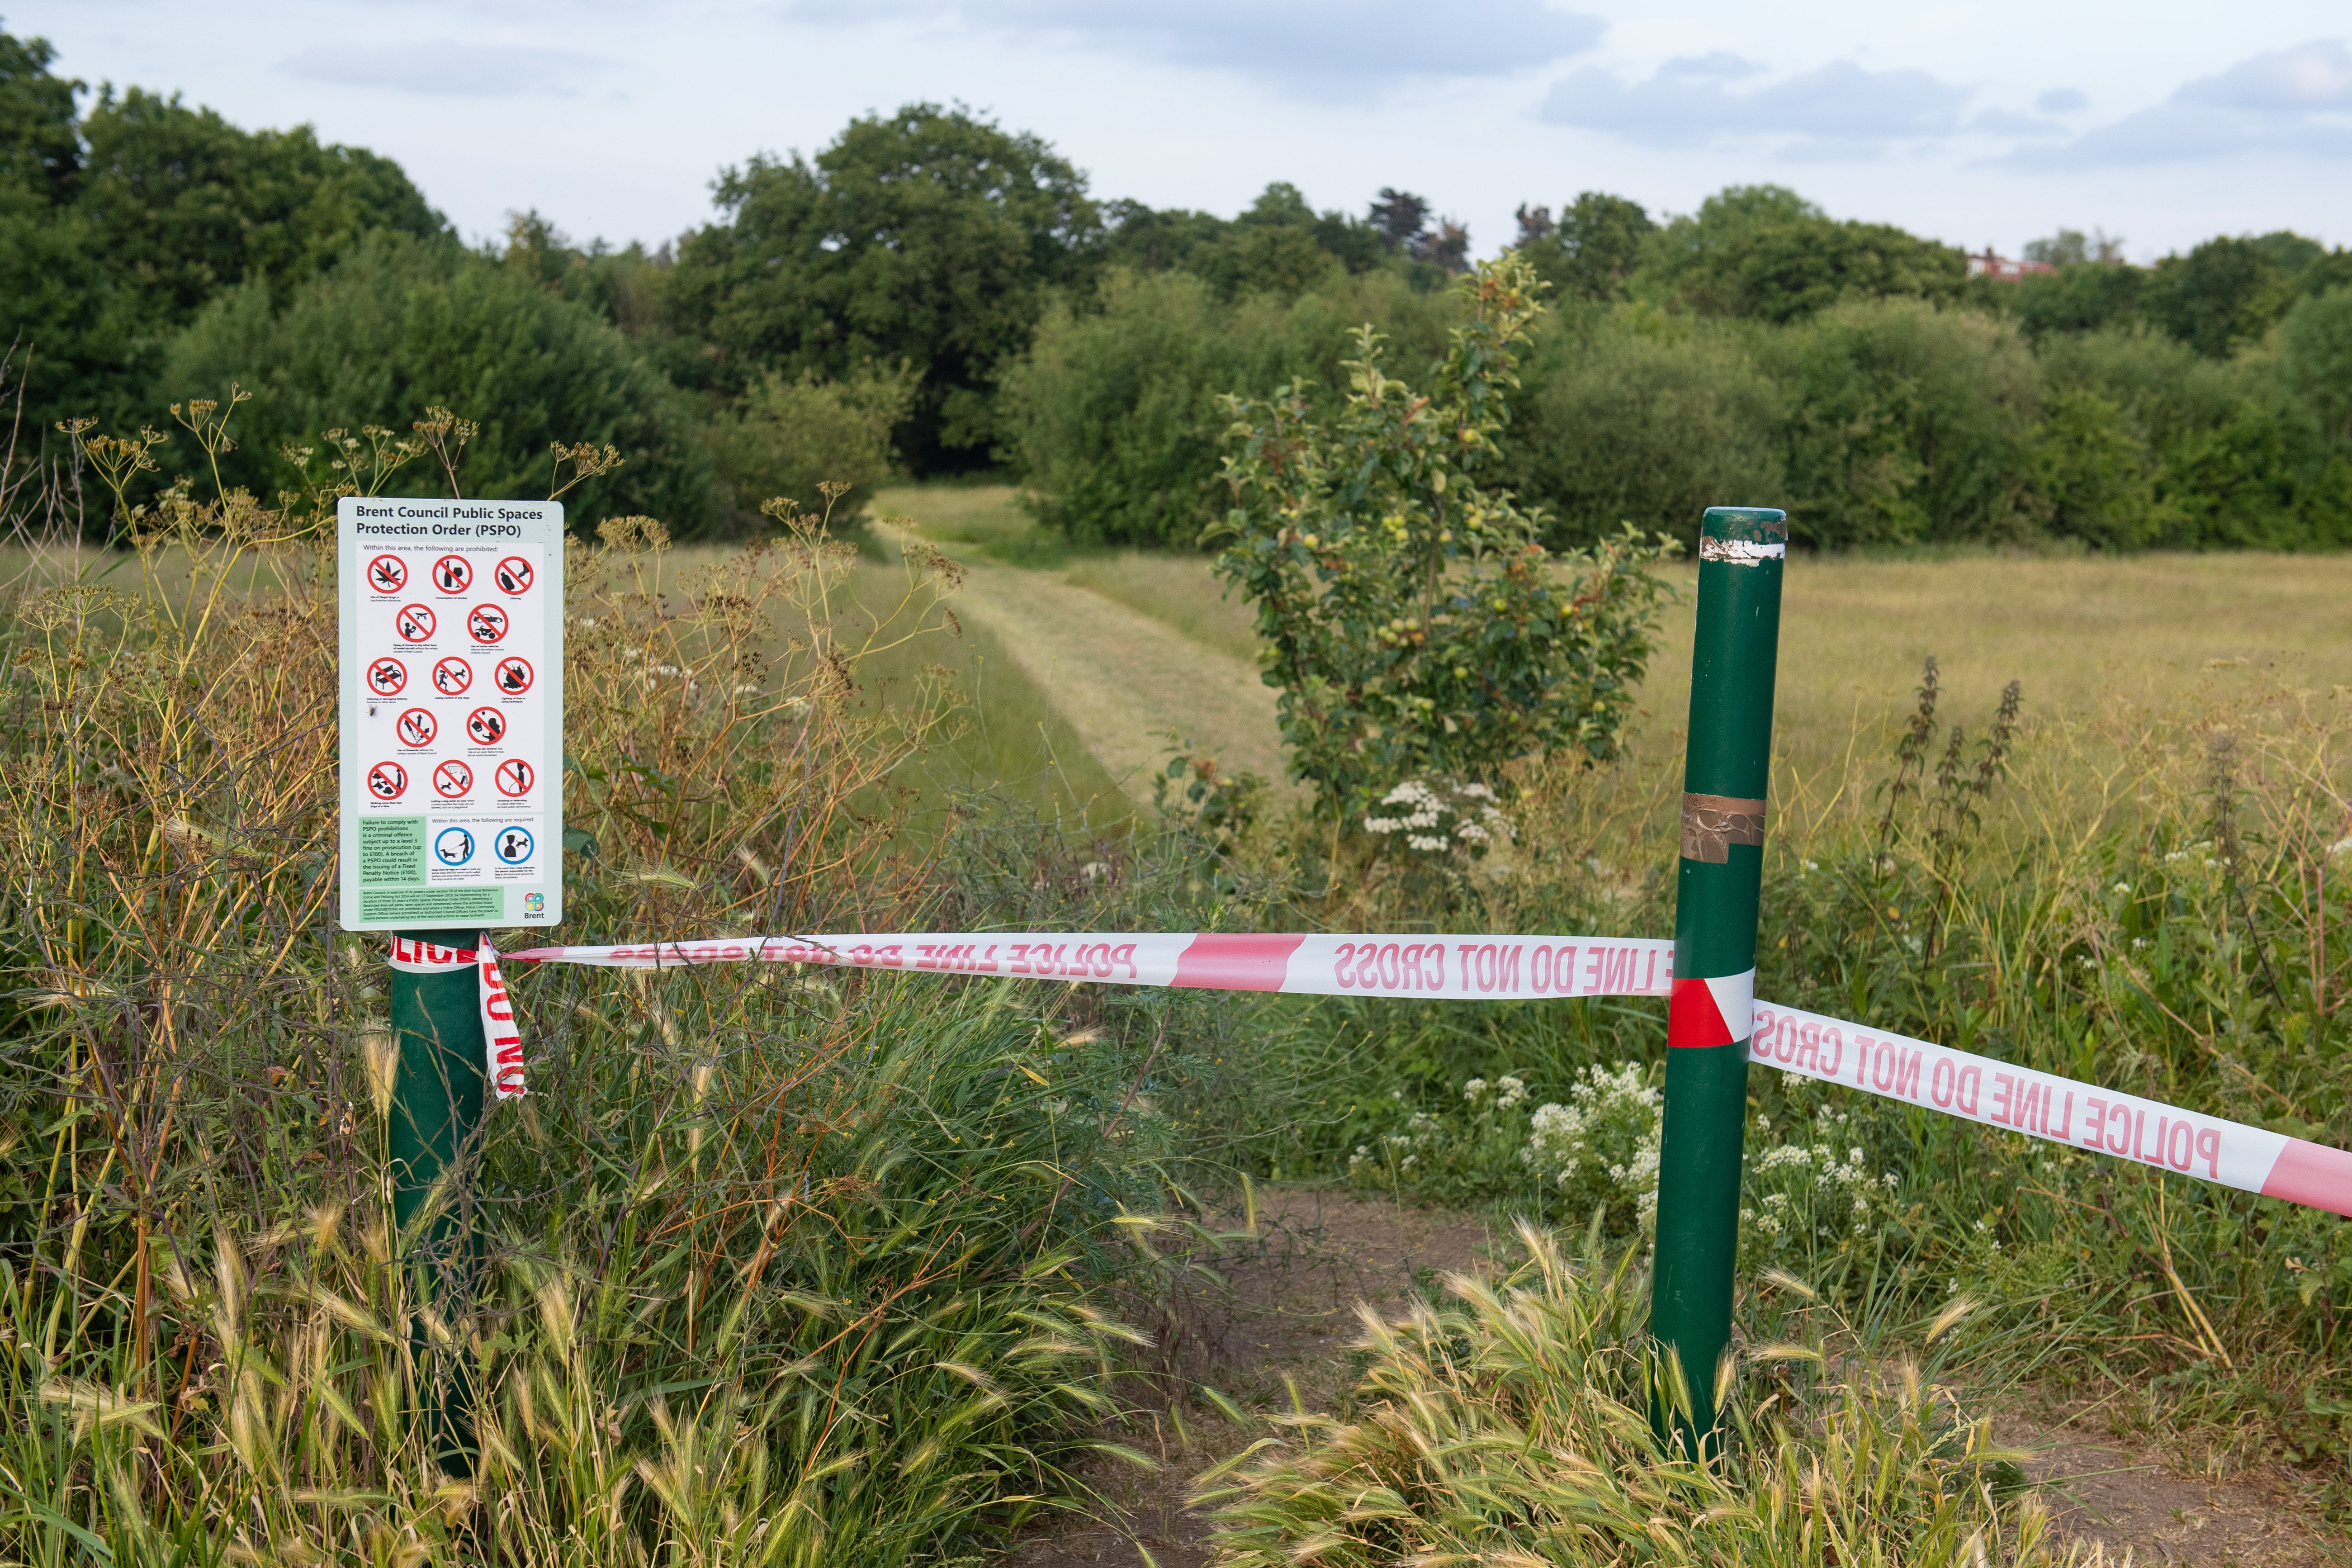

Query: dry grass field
13;489;2344;819
872;484;2352;815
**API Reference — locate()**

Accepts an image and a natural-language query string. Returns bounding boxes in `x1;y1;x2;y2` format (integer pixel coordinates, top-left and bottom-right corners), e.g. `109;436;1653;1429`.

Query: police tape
386;929;1677;1101
387;936;526;1101
500;928;1677;999
381;930;2352;1219
1749;998;2352;1221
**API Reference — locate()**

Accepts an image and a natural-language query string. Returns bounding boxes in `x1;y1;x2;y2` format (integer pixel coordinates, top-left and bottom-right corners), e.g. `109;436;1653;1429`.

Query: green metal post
1650;506;1786;1457
387;926;484;1473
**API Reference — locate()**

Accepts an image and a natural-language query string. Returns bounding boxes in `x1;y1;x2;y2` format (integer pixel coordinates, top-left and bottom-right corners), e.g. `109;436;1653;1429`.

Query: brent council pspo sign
337;496;564;933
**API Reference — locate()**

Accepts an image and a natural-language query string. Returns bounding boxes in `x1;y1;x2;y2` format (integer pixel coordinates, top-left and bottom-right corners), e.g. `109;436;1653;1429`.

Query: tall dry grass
1197;1227;2106;1566
1221;651;2352;1514
0;398;1211;1562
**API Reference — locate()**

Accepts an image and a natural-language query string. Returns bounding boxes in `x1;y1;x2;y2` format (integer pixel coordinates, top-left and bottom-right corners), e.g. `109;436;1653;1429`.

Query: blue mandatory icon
494;825;536;866
433;826;476;867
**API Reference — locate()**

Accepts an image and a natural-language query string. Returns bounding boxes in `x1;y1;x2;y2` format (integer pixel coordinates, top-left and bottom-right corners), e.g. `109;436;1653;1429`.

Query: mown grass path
868;499;1290;803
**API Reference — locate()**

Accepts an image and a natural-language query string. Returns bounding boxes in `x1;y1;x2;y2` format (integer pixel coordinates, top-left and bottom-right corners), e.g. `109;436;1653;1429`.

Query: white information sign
338;497;564;932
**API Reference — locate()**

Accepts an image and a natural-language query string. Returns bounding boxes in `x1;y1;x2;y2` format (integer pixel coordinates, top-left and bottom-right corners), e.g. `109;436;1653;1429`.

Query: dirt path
2004;1413;2348;1565
1012;1189;1504;1568
872;519;1289;804
1009;1189;2345;1568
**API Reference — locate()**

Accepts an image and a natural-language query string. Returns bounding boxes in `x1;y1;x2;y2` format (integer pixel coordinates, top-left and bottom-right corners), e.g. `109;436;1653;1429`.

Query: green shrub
2030;385;2158;548
2030;322;2344;549
159;231;718;532
1505;307;1782;549
1209;257;1673;812
1759;298;2041;548
706;362;914;524
1000;265;1454;549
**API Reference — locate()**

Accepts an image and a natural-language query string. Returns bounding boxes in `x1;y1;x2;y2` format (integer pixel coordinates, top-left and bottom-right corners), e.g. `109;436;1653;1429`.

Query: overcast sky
15;1;2352;261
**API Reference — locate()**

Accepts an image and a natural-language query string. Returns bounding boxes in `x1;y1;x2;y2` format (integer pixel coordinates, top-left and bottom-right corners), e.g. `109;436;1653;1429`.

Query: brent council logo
523;891;545;917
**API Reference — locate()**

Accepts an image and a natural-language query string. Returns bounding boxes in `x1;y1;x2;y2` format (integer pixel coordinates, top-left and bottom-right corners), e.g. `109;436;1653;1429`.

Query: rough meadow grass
5;433;2348;1563
0;469;1229;1563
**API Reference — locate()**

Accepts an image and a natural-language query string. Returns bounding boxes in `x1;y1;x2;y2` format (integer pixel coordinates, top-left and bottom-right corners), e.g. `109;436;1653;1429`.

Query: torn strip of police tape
383;931;2352;1221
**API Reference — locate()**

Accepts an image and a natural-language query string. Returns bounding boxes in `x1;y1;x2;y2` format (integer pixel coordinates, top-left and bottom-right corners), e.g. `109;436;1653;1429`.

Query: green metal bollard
387;926;485;1474
1649;506;1786;1458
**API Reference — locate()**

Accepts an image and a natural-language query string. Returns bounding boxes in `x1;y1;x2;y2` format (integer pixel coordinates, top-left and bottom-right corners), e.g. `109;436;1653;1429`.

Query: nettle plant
1209;255;1674;818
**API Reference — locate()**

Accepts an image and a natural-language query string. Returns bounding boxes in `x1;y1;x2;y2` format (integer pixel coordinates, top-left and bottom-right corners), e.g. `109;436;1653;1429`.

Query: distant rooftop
1968;248;2056;282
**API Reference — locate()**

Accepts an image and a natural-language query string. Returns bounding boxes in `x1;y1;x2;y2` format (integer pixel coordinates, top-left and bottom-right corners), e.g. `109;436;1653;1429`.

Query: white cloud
276;40;613;97
2004;38;2352;170
783;0;1604;92
2034;87;2088;114
1538;57;1970;159
1968;109;2063;137
1655;51;1764;82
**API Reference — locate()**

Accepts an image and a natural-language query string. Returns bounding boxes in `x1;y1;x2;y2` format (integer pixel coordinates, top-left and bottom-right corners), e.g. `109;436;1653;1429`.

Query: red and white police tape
386;936;527;1101
382;930;2351;1218
389;929;1675;1101
1748;998;2352;1220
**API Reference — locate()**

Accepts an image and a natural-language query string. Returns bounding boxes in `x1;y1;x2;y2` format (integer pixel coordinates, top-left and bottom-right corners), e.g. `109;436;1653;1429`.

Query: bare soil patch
2002;1411;2348;1566
1012;1188;1504;1568
1013;1188;2346;1568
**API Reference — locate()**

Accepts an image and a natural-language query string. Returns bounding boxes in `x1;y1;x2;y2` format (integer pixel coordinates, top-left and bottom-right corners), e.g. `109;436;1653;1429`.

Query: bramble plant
1207;254;1675;815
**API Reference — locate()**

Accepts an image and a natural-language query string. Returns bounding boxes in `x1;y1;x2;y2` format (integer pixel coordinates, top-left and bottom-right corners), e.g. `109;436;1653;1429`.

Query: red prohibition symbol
432;554;473;594
367;554;408;594
467;603;510;644
393;603;436;643
366;760;408;800
495;758;535;797
492;655;535;695
395;707;437;748
433;758;473;798
494;556;534;595
365;656;407;697
466;706;508;746
431;656;473;696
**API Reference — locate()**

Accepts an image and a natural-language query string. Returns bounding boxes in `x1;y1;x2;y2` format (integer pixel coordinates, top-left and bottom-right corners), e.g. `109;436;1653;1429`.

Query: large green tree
2138;234;2302;358
1099;183;1408;305
161;232;717;532
0;26;445;437
1640;185;1965;324
664;103;1100;473
76;86;440;323
1999;261;2143;338
1;28;79;200
1512;191;1655;301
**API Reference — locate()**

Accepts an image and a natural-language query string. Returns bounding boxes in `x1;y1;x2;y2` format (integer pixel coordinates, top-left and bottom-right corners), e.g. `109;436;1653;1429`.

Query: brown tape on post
1680;793;1766;864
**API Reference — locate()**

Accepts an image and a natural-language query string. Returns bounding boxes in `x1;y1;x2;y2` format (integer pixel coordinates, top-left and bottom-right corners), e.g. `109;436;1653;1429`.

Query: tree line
5;25;2349;549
